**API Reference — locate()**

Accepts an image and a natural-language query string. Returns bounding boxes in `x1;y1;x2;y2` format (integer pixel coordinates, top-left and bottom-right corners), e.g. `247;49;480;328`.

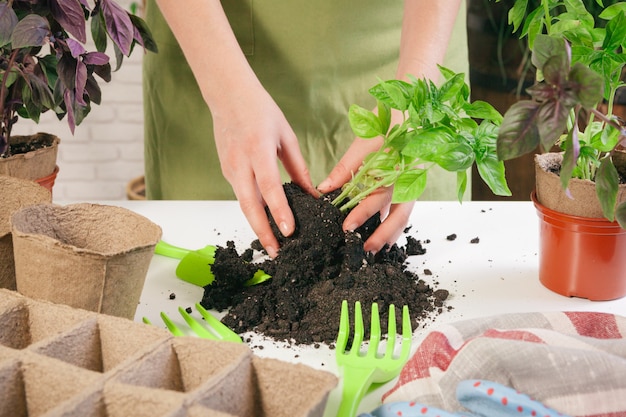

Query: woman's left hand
317;136;415;254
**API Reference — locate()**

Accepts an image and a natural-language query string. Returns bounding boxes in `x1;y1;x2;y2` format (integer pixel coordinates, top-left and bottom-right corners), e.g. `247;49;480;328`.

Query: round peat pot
532;192;626;301
10;203;162;319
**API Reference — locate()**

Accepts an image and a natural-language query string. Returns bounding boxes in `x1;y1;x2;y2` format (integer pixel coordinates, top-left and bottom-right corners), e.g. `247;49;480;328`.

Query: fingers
363;201;415;254
278;129;318;199
318;136;383;193
342;187;393;232
230;162;288;259
342;186;414;253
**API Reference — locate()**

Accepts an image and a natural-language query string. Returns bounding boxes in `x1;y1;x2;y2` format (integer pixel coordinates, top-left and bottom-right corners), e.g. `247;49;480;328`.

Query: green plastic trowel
154;241;271;287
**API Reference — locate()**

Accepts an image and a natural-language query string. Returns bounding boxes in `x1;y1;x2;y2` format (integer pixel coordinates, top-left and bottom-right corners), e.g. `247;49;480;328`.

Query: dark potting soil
0;134;55;158
200;183;450;345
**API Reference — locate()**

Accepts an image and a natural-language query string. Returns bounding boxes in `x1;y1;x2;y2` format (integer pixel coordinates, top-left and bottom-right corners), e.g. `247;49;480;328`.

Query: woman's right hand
154;0;316;258
211;84;316;258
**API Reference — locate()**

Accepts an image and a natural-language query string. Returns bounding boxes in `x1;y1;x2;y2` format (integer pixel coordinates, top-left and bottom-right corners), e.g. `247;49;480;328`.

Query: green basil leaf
391;169;427;203
348;104;382;139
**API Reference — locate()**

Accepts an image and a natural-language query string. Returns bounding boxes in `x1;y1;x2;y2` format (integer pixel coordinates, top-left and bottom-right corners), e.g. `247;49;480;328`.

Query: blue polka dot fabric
359;380;571;417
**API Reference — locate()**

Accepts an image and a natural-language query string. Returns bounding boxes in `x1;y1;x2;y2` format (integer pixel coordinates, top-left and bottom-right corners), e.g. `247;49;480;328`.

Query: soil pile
201;183;449;345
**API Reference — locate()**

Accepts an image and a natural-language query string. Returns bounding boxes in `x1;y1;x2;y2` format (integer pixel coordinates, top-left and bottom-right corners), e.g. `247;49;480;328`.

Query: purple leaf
496;100;541;160
66;38;86;58
63;89;76;134
74;60;87;106
85;75;102;104
100;0;134;56
49;0;87;43
82;51;109;66
569;62;604;109
536;99;569;150
0;3;18;47
11;15;50;49
542;54;568;87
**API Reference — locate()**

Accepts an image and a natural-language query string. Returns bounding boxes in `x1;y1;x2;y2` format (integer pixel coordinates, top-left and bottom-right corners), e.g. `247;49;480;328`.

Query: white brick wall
12;0;145;201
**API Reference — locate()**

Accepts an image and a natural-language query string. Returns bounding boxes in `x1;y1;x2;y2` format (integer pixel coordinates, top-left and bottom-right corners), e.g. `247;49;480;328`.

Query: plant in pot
0;0;157;191
0;0;162;319
202;66;512;344
495;0;626;300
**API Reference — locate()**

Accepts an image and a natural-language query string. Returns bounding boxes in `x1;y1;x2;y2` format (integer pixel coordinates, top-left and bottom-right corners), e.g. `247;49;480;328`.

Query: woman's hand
317;135;414;254
212;85;316;258
154;1;316;258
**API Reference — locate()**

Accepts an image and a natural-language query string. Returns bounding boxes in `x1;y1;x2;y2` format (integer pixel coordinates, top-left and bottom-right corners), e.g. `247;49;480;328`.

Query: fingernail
344;223;358;232
317;179;331;192
279;221;292;237
266;245;278;259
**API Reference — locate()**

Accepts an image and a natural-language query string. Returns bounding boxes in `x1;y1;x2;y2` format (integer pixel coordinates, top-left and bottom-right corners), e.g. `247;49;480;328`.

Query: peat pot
10;203;162;319
0;175;51;291
0;133;61;192
533;153;626;301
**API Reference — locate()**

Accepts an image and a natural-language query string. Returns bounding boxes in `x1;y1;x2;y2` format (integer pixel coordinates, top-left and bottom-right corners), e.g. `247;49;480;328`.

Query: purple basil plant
0;0;157;156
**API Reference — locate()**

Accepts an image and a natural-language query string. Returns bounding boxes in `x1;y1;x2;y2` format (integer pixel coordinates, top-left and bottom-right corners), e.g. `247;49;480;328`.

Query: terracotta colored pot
532;192;626;301
35;165;59;192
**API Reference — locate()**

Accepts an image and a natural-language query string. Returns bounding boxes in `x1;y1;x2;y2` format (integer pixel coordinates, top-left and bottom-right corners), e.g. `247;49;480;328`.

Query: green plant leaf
26;71;55;110
379;80;408;111
476;154;511;197
91;9;108;53
438;73;465;103
599;2;626;20
508;0;529;33
129;13;159;53
348;104;382;139
596;156;619;221
391;169;427;203
377;100;391;136
402;127;454;160
11;15;50;49
464;100;503;124
615;201;626;229
560;131;578;190
433;142;475;172
602;11;626;51
369;80;412;109
497;100;541;160
456;170;468;202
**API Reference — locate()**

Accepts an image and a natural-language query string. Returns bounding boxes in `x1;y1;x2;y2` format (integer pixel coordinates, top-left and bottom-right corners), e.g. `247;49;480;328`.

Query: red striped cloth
383;312;626;417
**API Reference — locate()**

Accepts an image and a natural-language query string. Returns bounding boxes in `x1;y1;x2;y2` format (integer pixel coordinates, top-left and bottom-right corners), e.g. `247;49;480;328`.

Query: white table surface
57;199;626;416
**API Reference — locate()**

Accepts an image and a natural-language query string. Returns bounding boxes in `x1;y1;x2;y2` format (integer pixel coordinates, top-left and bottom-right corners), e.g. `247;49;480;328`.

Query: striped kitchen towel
382;312;626;417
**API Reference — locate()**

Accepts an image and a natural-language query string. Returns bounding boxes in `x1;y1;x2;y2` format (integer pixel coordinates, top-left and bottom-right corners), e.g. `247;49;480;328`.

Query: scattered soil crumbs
200;183;450;345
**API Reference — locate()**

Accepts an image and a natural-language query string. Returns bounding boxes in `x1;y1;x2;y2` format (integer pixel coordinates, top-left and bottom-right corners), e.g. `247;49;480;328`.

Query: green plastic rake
335;300;412;417
143;302;242;343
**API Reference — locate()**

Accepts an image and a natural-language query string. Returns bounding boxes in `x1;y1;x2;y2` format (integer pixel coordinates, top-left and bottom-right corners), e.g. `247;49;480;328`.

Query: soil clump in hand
201;183;449;345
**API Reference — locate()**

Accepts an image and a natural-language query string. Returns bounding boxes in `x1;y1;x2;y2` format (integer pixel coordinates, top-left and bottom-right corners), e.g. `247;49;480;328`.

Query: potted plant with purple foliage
495;0;626;300
0;0;156;190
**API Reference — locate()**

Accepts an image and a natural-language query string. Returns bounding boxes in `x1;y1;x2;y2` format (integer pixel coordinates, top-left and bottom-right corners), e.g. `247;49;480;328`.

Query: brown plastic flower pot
532;191;626;301
35;165;59;193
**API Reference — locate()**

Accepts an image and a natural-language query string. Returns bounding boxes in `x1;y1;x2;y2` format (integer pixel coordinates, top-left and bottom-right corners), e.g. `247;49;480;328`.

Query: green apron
143;0;468;200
